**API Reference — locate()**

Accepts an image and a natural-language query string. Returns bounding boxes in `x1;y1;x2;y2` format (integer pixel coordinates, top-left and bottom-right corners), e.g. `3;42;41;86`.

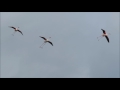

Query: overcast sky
1;12;119;78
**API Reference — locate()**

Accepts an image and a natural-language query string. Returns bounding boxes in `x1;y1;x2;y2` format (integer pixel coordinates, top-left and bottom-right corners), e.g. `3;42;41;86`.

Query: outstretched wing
9;26;16;29
105;36;109;43
101;29;106;34
39;36;47;40
48;41;53;46
17;30;23;35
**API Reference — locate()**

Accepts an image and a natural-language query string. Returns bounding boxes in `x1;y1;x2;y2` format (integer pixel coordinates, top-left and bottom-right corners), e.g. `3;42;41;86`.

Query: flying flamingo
9;26;23;36
39;36;53;48
97;29;111;43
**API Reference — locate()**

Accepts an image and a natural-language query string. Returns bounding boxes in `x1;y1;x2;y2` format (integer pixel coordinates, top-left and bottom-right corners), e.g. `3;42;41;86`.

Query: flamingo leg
40;42;46;48
97;35;103;41
97;36;102;39
97;35;102;38
12;31;16;36
40;43;45;48
42;43;46;48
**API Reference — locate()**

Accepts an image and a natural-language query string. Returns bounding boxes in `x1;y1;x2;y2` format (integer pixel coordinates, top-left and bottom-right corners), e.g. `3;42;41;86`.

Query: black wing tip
20;32;23;35
105;36;109;43
20;33;23;35
48;41;53;46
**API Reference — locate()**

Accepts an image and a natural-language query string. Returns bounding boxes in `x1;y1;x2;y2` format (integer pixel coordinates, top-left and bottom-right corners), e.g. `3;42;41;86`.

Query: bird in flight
39;36;53;48
97;29;111;43
9;26;23;36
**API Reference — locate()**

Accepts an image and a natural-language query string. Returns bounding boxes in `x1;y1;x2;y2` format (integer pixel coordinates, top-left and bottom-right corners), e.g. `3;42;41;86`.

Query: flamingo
97;29;111;43
9;26;23;36
39;36;53;48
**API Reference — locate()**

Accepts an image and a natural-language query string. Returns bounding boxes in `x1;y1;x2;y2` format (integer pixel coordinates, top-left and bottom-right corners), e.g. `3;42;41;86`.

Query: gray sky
1;12;119;78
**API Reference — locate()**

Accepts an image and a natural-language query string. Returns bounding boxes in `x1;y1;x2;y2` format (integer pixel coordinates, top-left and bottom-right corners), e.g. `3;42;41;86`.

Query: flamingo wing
39;36;47;40
48;41;53;46
17;30;23;35
101;29;106;34
9;26;16;29
105;36;109;43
